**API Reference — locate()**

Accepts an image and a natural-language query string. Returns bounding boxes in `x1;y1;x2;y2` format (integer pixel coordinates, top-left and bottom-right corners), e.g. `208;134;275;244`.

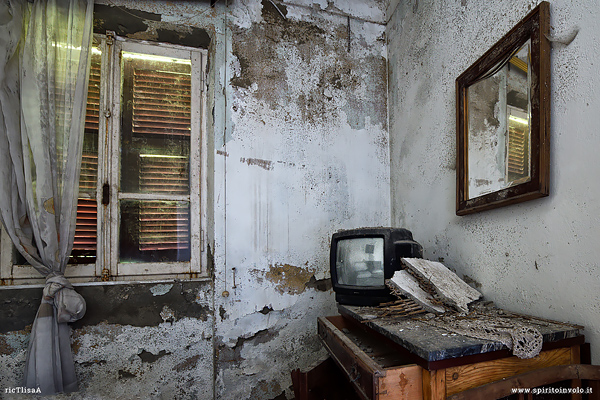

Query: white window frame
0;33;209;285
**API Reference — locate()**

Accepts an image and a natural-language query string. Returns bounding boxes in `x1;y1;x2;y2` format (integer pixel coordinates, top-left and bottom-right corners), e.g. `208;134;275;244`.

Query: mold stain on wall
229;0;387;130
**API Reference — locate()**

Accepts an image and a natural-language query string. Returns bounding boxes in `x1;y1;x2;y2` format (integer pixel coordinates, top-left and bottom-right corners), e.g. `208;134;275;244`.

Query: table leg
570;345;583;400
423;369;446;400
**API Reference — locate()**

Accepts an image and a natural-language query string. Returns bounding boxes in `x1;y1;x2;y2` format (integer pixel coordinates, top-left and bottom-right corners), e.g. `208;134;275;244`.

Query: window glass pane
120;52;191;195
119;200;190;263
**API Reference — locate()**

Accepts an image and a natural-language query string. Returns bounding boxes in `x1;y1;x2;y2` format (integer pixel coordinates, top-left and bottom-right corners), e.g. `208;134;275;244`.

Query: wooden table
313;304;586;400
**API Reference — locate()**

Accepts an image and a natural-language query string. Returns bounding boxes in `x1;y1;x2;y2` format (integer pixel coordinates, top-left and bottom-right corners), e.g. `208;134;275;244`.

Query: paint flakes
150;283;174;296
160;305;176;323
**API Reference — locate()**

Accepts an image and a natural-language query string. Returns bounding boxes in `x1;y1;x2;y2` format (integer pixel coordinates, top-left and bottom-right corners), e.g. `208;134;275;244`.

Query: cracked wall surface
0;1;389;399
388;0;600;364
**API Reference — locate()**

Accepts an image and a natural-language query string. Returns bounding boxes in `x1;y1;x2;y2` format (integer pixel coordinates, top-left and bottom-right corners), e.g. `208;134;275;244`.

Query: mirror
456;2;550;215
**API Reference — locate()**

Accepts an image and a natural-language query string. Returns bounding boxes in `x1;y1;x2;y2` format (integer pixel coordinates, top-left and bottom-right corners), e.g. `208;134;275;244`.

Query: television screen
330;228;422;306
335;237;384;287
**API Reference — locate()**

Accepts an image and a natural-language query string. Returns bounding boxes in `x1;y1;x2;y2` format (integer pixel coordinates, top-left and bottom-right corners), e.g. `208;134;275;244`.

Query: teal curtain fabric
0;0;93;394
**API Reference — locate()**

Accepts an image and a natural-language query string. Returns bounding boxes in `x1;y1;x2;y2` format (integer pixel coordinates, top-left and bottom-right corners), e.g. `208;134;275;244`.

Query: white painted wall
215;1;390;397
388;0;600;362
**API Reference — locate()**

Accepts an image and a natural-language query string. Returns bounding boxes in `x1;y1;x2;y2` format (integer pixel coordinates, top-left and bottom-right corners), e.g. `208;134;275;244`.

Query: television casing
330;227;423;306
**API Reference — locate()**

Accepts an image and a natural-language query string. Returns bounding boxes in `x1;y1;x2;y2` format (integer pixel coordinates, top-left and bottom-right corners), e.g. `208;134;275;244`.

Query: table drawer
318;315;423;400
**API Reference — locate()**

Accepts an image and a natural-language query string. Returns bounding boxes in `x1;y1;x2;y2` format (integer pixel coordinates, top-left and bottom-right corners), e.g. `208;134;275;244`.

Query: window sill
1;275;212;289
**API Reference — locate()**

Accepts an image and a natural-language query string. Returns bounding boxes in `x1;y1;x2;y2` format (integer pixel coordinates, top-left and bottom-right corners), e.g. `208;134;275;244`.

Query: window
1;33;208;284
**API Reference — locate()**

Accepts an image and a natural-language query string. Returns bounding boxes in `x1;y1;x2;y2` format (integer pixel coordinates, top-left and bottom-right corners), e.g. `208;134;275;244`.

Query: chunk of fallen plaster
386;270;445;314
401;258;481;313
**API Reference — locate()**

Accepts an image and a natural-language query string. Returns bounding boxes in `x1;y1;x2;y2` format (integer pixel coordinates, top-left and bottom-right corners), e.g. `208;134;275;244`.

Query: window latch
102;183;110;205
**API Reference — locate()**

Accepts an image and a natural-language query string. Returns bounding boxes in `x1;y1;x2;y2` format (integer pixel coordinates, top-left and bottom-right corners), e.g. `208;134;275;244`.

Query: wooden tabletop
338;303;583;367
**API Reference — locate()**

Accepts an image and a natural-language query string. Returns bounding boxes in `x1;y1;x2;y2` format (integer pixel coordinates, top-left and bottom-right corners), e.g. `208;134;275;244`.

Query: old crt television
330;227;423;306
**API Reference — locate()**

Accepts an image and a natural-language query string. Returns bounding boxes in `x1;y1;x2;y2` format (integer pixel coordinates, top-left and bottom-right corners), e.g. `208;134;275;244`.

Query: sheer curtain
0;0;93;394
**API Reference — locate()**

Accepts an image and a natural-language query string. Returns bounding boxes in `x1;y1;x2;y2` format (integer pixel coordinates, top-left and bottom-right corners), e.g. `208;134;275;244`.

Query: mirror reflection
467;40;531;199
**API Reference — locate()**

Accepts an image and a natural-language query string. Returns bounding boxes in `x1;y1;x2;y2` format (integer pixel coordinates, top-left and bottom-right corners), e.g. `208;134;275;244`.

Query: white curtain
0;0;93;394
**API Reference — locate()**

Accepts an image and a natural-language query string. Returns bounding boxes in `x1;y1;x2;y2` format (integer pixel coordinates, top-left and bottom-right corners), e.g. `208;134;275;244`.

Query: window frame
0;33;209;285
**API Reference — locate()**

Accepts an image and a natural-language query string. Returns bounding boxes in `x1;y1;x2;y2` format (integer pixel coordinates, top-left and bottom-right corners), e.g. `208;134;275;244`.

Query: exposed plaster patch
175;354;202;372
93;4;159;36
0;336;11;356
93;4;211;49
80;359;107;367
138;349;171;363
229;5;387;138
218;328;280;364
71;337;82;355
238;328;279;346
262;263;316;295
304;276;332;292
215;291;337;399
230;6;326;97
64;319;213;398
219;305;228;321
250;379;283;400
118;369;136;379
150;283;174;296
259;305;274;314
261;0;288;21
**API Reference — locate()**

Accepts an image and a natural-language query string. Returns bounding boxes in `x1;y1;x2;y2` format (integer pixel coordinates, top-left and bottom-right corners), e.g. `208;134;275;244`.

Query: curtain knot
43;275;86;323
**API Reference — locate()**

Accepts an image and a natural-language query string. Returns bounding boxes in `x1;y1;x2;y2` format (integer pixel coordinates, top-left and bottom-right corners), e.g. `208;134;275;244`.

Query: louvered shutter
71;48;101;264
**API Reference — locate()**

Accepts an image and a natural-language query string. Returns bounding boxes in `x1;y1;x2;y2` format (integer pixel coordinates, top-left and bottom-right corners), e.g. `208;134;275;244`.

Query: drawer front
318;316;380;400
445;347;572;397
378;365;423;400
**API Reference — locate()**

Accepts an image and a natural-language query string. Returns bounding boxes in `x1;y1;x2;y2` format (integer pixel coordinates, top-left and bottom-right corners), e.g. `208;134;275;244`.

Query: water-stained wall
216;1;388;398
0;1;390;399
388;0;600;363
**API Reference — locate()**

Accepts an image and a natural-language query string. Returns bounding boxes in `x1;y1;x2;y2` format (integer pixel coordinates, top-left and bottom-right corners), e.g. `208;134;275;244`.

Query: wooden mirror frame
456;2;550;216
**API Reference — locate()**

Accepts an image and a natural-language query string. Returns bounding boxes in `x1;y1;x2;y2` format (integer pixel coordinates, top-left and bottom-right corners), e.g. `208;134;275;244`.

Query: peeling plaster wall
388;0;600;363
216;1;389;398
1;281;215;400
0;1;390;399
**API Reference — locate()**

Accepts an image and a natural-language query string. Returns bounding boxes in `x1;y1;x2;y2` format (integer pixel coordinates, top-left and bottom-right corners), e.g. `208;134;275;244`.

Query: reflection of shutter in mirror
507;107;530;183
505;41;531;186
